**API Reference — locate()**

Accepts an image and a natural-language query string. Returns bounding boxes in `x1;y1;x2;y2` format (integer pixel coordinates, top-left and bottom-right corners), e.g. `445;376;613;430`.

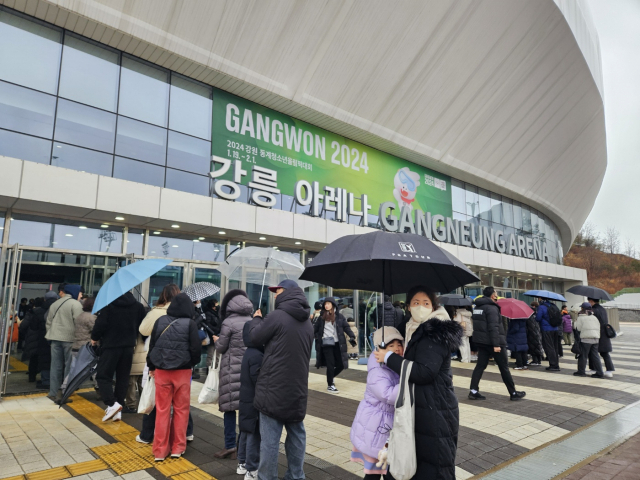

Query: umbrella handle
257;258;270;311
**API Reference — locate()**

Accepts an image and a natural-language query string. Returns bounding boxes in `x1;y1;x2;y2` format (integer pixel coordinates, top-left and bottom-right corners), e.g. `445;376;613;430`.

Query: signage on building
209;89;551;263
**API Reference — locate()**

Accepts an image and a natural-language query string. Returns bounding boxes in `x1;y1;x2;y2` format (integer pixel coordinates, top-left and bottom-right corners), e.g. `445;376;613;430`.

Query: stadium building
0;0;605;367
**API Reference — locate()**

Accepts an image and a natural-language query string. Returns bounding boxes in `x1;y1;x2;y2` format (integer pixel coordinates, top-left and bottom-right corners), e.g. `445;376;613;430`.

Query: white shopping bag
137;376;155;414
388;360;417;480
198;353;220;404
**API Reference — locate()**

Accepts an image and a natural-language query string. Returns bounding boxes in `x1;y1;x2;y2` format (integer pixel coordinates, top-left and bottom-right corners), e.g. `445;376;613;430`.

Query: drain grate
482;400;640;480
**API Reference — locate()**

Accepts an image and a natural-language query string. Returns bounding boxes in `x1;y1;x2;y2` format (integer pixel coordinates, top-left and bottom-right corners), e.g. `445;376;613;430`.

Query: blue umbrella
523;290;567;302
92;258;172;313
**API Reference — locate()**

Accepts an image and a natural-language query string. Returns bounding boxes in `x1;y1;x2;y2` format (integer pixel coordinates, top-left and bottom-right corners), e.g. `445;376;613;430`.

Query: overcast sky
584;0;640;249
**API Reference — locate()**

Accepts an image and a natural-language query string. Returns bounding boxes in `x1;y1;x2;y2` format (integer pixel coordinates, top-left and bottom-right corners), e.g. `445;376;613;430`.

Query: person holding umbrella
314;297;357;393
589;298;615;377
373;286;462;480
468;287;526;401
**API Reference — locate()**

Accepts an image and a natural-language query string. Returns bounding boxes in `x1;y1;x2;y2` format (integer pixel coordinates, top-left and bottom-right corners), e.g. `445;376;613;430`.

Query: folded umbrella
438;294;473;307
59;342;99;407
496;298;534;319
566;285;613;301
523;290;567;302
183;282;221;302
92;259;172;314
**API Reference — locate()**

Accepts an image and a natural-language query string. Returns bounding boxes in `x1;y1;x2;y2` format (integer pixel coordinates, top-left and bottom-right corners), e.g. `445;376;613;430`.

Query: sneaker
102;402;122;422
112;412;121;422
510;391;526;401
155;457;165;462
170;453;182;459
121;407;137;414
604;371;614;378
135;435;150;444
186;435;194;442
514;367;524;370
591;373;604;378
468;391;486;400
470;355;478;362
588;370;597;375
327;384;339;393
244;471;258;480
573;371;587;377
237;463;247;475
529;362;541;366
545;367;561;371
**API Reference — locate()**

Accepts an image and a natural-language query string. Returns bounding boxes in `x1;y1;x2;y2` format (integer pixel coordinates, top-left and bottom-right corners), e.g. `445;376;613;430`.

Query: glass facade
0;8;564;265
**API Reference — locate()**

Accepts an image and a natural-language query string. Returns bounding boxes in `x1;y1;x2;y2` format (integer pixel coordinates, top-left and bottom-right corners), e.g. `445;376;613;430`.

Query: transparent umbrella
217;247;313;307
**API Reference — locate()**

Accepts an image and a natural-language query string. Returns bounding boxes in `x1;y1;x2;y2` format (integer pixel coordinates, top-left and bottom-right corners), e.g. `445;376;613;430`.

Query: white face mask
411;305;433;322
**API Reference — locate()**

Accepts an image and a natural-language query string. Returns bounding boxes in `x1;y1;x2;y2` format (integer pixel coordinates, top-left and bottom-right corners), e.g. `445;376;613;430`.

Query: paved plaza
1;324;639;480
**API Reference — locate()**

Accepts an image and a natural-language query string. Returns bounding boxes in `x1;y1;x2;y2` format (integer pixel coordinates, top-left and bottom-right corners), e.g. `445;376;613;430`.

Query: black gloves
349;339;357;347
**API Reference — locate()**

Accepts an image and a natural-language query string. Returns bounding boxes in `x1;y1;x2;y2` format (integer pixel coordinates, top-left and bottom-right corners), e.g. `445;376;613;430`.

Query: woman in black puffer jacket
375;285;463;480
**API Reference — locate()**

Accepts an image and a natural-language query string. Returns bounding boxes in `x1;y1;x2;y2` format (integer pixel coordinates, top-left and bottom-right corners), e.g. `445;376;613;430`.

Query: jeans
238;430;261;471
96;347;134;407
259;412;306;480
541;331;559;368
49;340;73;397
154;369;191;459
578;343;603;375
470;345;516;395
223;411;237;450
322;345;343;386
140;408;193;442
40;369;50;386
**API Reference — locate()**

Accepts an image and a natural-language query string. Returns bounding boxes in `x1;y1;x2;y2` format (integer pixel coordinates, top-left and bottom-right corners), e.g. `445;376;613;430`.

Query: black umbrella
59;342;99;407
300;231;478;294
300;231;479;347
438;294;473;307
566;285;613;301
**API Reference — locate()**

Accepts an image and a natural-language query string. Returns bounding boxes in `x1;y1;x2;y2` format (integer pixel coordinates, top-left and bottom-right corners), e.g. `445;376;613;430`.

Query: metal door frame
0;244;23;399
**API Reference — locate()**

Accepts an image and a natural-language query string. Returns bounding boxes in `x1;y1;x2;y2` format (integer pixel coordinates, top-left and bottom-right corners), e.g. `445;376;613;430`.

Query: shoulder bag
388;359;417;480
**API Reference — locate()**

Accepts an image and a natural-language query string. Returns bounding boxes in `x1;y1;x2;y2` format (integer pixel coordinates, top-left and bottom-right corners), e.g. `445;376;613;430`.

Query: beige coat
134;303;170;375
45;295;83;343
455;310;473;337
72;312;96;350
575;313;600;340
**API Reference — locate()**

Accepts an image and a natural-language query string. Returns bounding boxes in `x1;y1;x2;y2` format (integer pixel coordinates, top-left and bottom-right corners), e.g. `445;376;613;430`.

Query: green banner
211;88;452;218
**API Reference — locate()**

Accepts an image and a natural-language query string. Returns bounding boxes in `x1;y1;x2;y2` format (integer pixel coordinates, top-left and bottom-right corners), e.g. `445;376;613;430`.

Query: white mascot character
393;167;420;212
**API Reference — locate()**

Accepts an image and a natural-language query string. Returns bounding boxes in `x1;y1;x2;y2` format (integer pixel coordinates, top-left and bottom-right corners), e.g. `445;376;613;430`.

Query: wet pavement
0;323;639;480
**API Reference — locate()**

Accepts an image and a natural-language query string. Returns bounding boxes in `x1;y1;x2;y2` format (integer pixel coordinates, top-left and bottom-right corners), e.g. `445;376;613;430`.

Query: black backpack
546;303;562;328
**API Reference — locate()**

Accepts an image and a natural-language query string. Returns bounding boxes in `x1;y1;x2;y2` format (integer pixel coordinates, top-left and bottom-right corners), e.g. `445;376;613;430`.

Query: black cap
268;279;298;293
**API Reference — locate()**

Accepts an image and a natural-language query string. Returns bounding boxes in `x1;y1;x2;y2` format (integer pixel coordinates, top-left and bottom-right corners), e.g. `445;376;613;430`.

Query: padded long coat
386;308;463;480
215;293;253;412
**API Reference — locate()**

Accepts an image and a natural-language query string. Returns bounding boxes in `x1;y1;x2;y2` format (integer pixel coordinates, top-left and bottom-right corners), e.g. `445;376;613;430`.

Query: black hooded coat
91;292;146;349
313;297;355;370
386;318;463;480
239;322;264;433
249;286;313;424
147;293;201;371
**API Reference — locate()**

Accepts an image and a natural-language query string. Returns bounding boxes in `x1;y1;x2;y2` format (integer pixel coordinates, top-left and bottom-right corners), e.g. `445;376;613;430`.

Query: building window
113;156;165;187
0;81;56;138
165;168;210;197
51;142;113;176
0;10;62;94
0;129;51;165
54;99;117;153
127;228;145;256
118;56;169;127
167;130;210;174
115;116;167;165
58;34;120;112
147;234;225;262
169;74;212;140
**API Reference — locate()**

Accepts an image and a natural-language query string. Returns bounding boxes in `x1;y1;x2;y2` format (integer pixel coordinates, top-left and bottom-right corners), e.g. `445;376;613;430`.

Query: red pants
153;369;191;459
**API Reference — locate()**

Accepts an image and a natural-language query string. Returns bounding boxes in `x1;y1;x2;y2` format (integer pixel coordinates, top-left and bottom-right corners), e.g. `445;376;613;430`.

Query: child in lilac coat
350;327;403;479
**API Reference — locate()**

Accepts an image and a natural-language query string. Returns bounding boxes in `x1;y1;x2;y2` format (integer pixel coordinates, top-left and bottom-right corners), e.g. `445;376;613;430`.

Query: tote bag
137;377;155;414
388;359;417;480
198;352;221;404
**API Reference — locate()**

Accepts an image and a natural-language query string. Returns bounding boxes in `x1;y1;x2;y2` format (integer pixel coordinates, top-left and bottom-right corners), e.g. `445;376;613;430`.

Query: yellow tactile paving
92;442;129;456
24;467;70;480
2;476;25;480
154;458;198;477
65;459;108;477
171;470;215;480
9;356;29;372
110;458;155;475
113;432;140;443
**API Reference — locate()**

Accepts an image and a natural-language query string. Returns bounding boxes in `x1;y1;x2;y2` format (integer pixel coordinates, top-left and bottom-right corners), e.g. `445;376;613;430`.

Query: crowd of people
6;279;618;480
